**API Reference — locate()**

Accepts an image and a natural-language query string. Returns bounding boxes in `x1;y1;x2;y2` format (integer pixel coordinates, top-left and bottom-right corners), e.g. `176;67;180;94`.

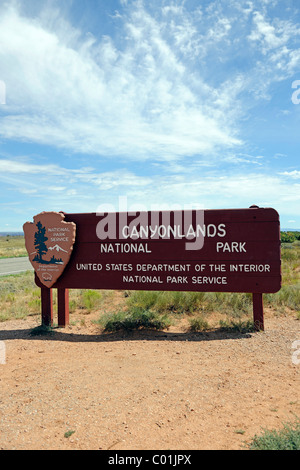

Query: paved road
0;257;33;276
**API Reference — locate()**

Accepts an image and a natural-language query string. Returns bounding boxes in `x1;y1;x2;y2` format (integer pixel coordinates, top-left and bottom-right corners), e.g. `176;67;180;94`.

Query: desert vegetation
0;234;299;450
0;235;27;259
248;419;300;450
0;235;299;332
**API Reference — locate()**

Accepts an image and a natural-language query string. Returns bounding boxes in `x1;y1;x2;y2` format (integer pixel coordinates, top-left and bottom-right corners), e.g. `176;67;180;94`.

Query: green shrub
189;315;210;332
281;248;299;262
81;290;102;311
97;308;172;332
281;231;300;244
127;290;206;314
265;284;300;311
205;292;252;317
127;290;161;310
249;420;300;450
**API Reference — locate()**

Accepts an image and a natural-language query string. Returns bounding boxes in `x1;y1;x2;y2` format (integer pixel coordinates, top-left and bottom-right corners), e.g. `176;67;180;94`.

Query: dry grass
0;235;27;259
0;239;299;330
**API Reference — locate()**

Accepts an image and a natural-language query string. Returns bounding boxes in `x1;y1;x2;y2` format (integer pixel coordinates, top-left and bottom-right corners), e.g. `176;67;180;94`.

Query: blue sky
0;0;299;231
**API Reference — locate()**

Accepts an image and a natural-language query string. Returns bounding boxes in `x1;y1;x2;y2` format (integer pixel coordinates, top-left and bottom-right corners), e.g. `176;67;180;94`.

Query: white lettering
150;226;158;238
192;276;227;285
0;80;6;105
207;224;217;237
100;243;151;253
123;275;163;284
209;264;226;272
96;213;117;240
166;276;188;284
76;263;102;271
122;226;129;239
292;80;300;105
105;263;133;271
292;340;300;365
218;224;226;237
0;341;6;365
216;242;247;253
230;264;270;272
136;263;191;272
108;454;143;467
195;264;206;272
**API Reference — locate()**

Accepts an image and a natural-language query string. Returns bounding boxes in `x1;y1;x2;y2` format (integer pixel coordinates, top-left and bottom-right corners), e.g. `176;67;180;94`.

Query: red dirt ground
0;307;299;450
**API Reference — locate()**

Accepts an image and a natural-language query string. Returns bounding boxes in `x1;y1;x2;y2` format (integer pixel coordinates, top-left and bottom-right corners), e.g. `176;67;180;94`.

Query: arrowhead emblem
23;212;76;288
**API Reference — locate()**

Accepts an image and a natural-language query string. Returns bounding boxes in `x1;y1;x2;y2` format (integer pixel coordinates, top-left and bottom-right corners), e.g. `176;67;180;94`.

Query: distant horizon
0;232;24;236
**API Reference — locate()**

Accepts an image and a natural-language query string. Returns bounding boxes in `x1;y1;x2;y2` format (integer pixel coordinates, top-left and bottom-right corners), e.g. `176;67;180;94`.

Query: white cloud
1;2;299;164
0;3;242;161
249;10;300;52
279;170;300;179
249;11;282;50
248;8;300;78
0;1;299;229
0;158;152;191
2;156;298;215
0;158;69;175
19;188;38;194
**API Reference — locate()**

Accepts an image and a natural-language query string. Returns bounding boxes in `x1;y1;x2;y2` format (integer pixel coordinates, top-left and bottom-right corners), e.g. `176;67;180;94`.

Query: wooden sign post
24;207;281;331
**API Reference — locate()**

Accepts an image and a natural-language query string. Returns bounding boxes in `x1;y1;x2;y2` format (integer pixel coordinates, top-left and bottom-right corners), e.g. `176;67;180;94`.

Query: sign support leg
58;288;69;327
252;293;264;331
41;288;53;326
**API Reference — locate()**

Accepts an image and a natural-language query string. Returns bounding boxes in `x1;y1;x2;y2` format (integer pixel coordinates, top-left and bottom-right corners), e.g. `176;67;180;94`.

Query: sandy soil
0;301;299;450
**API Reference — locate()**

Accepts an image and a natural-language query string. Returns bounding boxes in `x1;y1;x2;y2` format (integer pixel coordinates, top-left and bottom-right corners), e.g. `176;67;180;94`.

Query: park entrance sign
23;212;76;288
23;207;281;331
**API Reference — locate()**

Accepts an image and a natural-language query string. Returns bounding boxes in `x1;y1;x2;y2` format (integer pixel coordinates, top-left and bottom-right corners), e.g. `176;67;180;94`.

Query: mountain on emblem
23;212;76;288
48;244;68;253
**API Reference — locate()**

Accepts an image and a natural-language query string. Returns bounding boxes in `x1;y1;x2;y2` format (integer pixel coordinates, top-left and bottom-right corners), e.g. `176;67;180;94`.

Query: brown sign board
23;212;76;288
32;207;281;295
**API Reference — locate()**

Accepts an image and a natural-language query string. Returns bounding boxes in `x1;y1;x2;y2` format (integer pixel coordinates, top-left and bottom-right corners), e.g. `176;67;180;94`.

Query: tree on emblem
33;221;48;263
